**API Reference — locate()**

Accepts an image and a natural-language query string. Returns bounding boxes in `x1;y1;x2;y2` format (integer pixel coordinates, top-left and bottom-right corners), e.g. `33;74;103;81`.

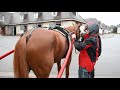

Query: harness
49;26;71;45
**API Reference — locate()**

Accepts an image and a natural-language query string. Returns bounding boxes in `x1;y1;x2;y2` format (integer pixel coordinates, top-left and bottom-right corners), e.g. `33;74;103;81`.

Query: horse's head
65;21;83;40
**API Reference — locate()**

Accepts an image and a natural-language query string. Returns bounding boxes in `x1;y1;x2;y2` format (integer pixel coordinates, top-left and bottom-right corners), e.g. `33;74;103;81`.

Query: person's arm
74;37;97;51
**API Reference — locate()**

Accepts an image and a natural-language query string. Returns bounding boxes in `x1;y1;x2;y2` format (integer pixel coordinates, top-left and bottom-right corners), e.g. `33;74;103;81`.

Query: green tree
112;26;117;33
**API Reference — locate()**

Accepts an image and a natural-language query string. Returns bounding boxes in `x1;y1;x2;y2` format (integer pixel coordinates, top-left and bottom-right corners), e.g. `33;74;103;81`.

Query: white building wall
42;21;76;27
117;28;120;33
27;24;37;31
104;30;109;34
5;26;11;35
4;26;7;35
61;21;76;27
42;22;50;27
99;28;103;34
15;20;81;35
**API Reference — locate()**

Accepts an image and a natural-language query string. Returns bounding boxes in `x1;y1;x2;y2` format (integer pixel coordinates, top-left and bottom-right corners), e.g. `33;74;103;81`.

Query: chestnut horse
13;22;82;78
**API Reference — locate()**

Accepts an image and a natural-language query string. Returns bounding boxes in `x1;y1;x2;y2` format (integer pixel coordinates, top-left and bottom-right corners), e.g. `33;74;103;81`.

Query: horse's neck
65;26;75;33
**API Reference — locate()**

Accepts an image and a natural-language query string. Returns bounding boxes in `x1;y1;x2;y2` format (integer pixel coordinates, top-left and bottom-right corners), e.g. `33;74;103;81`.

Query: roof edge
7;18;86;25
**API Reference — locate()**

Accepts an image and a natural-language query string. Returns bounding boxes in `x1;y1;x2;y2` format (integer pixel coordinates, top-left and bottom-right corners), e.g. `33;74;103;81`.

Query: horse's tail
14;37;29;78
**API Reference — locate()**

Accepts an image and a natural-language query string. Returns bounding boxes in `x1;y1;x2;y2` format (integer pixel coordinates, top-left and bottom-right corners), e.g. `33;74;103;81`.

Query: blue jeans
78;67;94;78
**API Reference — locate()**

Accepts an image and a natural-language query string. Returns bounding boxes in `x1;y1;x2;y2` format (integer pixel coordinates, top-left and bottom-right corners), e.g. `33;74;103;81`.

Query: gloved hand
72;34;76;39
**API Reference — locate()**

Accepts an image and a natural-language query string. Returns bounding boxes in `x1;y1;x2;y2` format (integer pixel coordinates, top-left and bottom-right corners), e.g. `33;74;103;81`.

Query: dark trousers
78;66;94;78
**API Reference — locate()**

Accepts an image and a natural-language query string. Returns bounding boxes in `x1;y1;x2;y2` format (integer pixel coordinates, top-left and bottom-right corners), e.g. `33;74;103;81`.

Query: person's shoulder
85;37;97;44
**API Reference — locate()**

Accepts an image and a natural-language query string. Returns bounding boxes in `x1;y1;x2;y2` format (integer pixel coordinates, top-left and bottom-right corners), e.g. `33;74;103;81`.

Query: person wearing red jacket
72;23;102;78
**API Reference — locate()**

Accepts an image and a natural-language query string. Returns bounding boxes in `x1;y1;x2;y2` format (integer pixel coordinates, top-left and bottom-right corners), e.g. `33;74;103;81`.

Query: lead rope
69;31;78;54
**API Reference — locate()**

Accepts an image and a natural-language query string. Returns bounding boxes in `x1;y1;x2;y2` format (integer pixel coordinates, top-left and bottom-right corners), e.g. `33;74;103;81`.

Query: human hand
72;34;76;39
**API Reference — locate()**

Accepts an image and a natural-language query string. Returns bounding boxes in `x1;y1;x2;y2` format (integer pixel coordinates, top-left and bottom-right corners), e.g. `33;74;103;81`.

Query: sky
78;12;120;26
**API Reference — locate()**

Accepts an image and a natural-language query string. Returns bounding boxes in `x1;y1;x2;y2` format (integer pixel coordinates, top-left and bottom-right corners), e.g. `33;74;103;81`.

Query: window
52;12;57;17
20;14;24;20
76;12;79;16
20;25;27;32
38;23;42;27
20;12;28;20
73;12;78;16
24;25;27;32
73;12;76;15
20;25;24;30
38;12;42;16
38;24;41;27
0;14;4;22
34;12;38;19
56;21;61;26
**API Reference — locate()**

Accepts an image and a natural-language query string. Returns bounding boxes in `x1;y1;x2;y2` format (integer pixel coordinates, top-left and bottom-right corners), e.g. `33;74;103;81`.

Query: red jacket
79;47;96;72
80;34;95;72
74;34;100;72
74;23;102;72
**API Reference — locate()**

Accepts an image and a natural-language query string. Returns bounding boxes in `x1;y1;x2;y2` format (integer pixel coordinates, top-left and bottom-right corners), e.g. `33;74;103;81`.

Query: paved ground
0;34;120;78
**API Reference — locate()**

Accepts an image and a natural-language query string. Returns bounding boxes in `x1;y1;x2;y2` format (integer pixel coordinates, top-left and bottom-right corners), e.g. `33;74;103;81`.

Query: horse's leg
31;58;54;78
65;54;72;78
57;60;61;74
32;65;54;78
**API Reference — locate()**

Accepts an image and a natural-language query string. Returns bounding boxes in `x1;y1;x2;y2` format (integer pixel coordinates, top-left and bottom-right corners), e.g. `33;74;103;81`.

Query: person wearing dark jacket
72;23;102;78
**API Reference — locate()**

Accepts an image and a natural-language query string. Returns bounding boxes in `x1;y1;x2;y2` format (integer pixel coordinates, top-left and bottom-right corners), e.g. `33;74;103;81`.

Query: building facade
0;12;85;36
117;24;120;33
84;18;109;34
